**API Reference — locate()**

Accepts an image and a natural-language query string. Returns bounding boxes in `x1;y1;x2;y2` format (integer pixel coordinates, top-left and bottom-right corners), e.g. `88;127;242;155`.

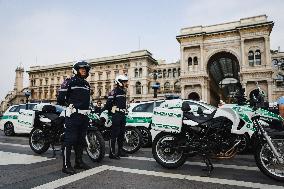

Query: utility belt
66;104;90;117
111;106;127;114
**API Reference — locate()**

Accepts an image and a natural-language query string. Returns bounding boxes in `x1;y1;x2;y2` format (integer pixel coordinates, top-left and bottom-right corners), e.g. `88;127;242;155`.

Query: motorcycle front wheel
29;127;50;154
255;139;284;181
122;127;143;154
152;132;186;169
86;130;105;162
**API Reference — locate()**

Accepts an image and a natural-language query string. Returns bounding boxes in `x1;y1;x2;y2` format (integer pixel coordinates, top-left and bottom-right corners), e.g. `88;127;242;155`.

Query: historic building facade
2;15;284;110
177;15;284;105
27;50;181;103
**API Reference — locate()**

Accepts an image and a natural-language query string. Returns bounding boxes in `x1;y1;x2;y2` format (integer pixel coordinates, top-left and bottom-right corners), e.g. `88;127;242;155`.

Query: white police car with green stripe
126;99;215;147
0;103;38;136
126;100;164;147
0;103;64;136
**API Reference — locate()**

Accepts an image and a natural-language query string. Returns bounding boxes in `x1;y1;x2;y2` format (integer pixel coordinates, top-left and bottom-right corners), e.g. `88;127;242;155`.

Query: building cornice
176;15;273;42
28;50;157;73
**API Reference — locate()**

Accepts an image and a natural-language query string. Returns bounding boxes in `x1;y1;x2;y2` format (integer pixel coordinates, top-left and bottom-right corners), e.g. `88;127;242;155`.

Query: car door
14;104;35;133
127;102;154;128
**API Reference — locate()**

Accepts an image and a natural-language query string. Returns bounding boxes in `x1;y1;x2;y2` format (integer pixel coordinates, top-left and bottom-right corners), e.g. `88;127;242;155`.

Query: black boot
62;146;76;175
109;139;120;160
74;146;91;170
118;137;128;157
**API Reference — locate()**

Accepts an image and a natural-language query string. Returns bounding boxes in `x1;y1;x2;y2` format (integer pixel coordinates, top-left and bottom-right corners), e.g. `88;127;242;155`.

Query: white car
126;100;164;147
0;103;64;136
150;99;216;141
0;103;38;136
126;99;216;146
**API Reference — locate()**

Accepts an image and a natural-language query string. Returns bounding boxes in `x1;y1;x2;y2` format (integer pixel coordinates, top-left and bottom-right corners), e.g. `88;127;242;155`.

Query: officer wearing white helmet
57;61;91;174
104;74;129;159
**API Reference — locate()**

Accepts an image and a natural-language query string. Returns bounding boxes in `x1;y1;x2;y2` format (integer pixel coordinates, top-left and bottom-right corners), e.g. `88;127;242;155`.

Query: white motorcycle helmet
114;75;128;87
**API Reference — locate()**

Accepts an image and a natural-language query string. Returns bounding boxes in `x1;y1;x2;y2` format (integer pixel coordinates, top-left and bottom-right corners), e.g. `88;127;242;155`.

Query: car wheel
4;122;15;136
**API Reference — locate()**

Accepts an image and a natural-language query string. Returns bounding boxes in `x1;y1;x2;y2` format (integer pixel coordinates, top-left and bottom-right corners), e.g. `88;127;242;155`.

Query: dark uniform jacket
57;76;90;110
104;87;127;112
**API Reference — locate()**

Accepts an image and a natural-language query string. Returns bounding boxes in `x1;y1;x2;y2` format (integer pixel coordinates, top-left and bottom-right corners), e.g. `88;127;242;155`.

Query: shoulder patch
60;78;71;89
110;90;115;96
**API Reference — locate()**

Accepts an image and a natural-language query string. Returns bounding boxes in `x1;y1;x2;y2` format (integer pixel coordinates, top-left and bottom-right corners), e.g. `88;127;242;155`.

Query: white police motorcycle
152;88;284;181
29;104;105;162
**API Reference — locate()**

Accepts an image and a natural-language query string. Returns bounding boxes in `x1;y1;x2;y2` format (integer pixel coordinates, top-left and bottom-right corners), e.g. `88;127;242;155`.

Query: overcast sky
0;0;284;100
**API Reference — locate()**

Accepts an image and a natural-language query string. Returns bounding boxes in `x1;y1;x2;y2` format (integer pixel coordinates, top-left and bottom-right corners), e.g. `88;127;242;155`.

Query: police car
126;100;164;146
126;99;216;147
0;103;38;136
0;103;64;136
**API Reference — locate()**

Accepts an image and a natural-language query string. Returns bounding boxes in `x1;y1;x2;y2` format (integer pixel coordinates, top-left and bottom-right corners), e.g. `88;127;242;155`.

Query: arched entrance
188;92;200;101
207;51;240;105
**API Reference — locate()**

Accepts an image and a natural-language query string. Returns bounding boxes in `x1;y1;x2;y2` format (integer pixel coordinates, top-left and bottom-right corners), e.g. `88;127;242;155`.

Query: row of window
152;68;181;79
134;81;181;95
188;56;198;66
96;70;124;80
272;58;284;70
248;50;261;66
30;76;65;86
134;68;143;78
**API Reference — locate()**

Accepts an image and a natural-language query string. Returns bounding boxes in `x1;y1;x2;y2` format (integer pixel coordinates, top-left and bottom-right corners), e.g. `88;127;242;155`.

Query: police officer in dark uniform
57;61;91;174
104;75;129;159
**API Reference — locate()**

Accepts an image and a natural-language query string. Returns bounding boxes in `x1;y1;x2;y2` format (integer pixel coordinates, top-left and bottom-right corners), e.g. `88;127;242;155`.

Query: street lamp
23;89;31;110
149;70;161;98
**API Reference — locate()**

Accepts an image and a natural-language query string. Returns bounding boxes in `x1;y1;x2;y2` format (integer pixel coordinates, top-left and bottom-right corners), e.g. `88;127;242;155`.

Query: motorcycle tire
86;130;105;162
254;139;284;181
29;127;50;154
152;132;187;169
122;127;143;154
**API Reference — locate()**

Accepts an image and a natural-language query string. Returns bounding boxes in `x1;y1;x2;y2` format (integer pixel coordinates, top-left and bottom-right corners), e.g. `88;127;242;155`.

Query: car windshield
14;104;37;112
132;100;164;113
8;106;19;112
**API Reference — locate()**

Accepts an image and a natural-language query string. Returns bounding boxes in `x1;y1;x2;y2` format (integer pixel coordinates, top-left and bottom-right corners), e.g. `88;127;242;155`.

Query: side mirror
197;107;203;115
181;102;191;112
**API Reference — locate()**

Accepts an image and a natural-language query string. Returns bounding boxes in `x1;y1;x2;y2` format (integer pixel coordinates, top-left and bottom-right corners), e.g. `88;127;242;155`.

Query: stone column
93;83;97;98
181;84;185;99
102;83;106;97
200;44;204;72
240;38;245;71
47;86;51;100
267;80;273;102
142;81;148;95
264;36;271;67
206;83;210;103
180;47;185;77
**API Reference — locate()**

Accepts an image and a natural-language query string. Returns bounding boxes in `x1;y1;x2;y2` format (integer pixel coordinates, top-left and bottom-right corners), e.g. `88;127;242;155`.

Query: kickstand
201;155;214;177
